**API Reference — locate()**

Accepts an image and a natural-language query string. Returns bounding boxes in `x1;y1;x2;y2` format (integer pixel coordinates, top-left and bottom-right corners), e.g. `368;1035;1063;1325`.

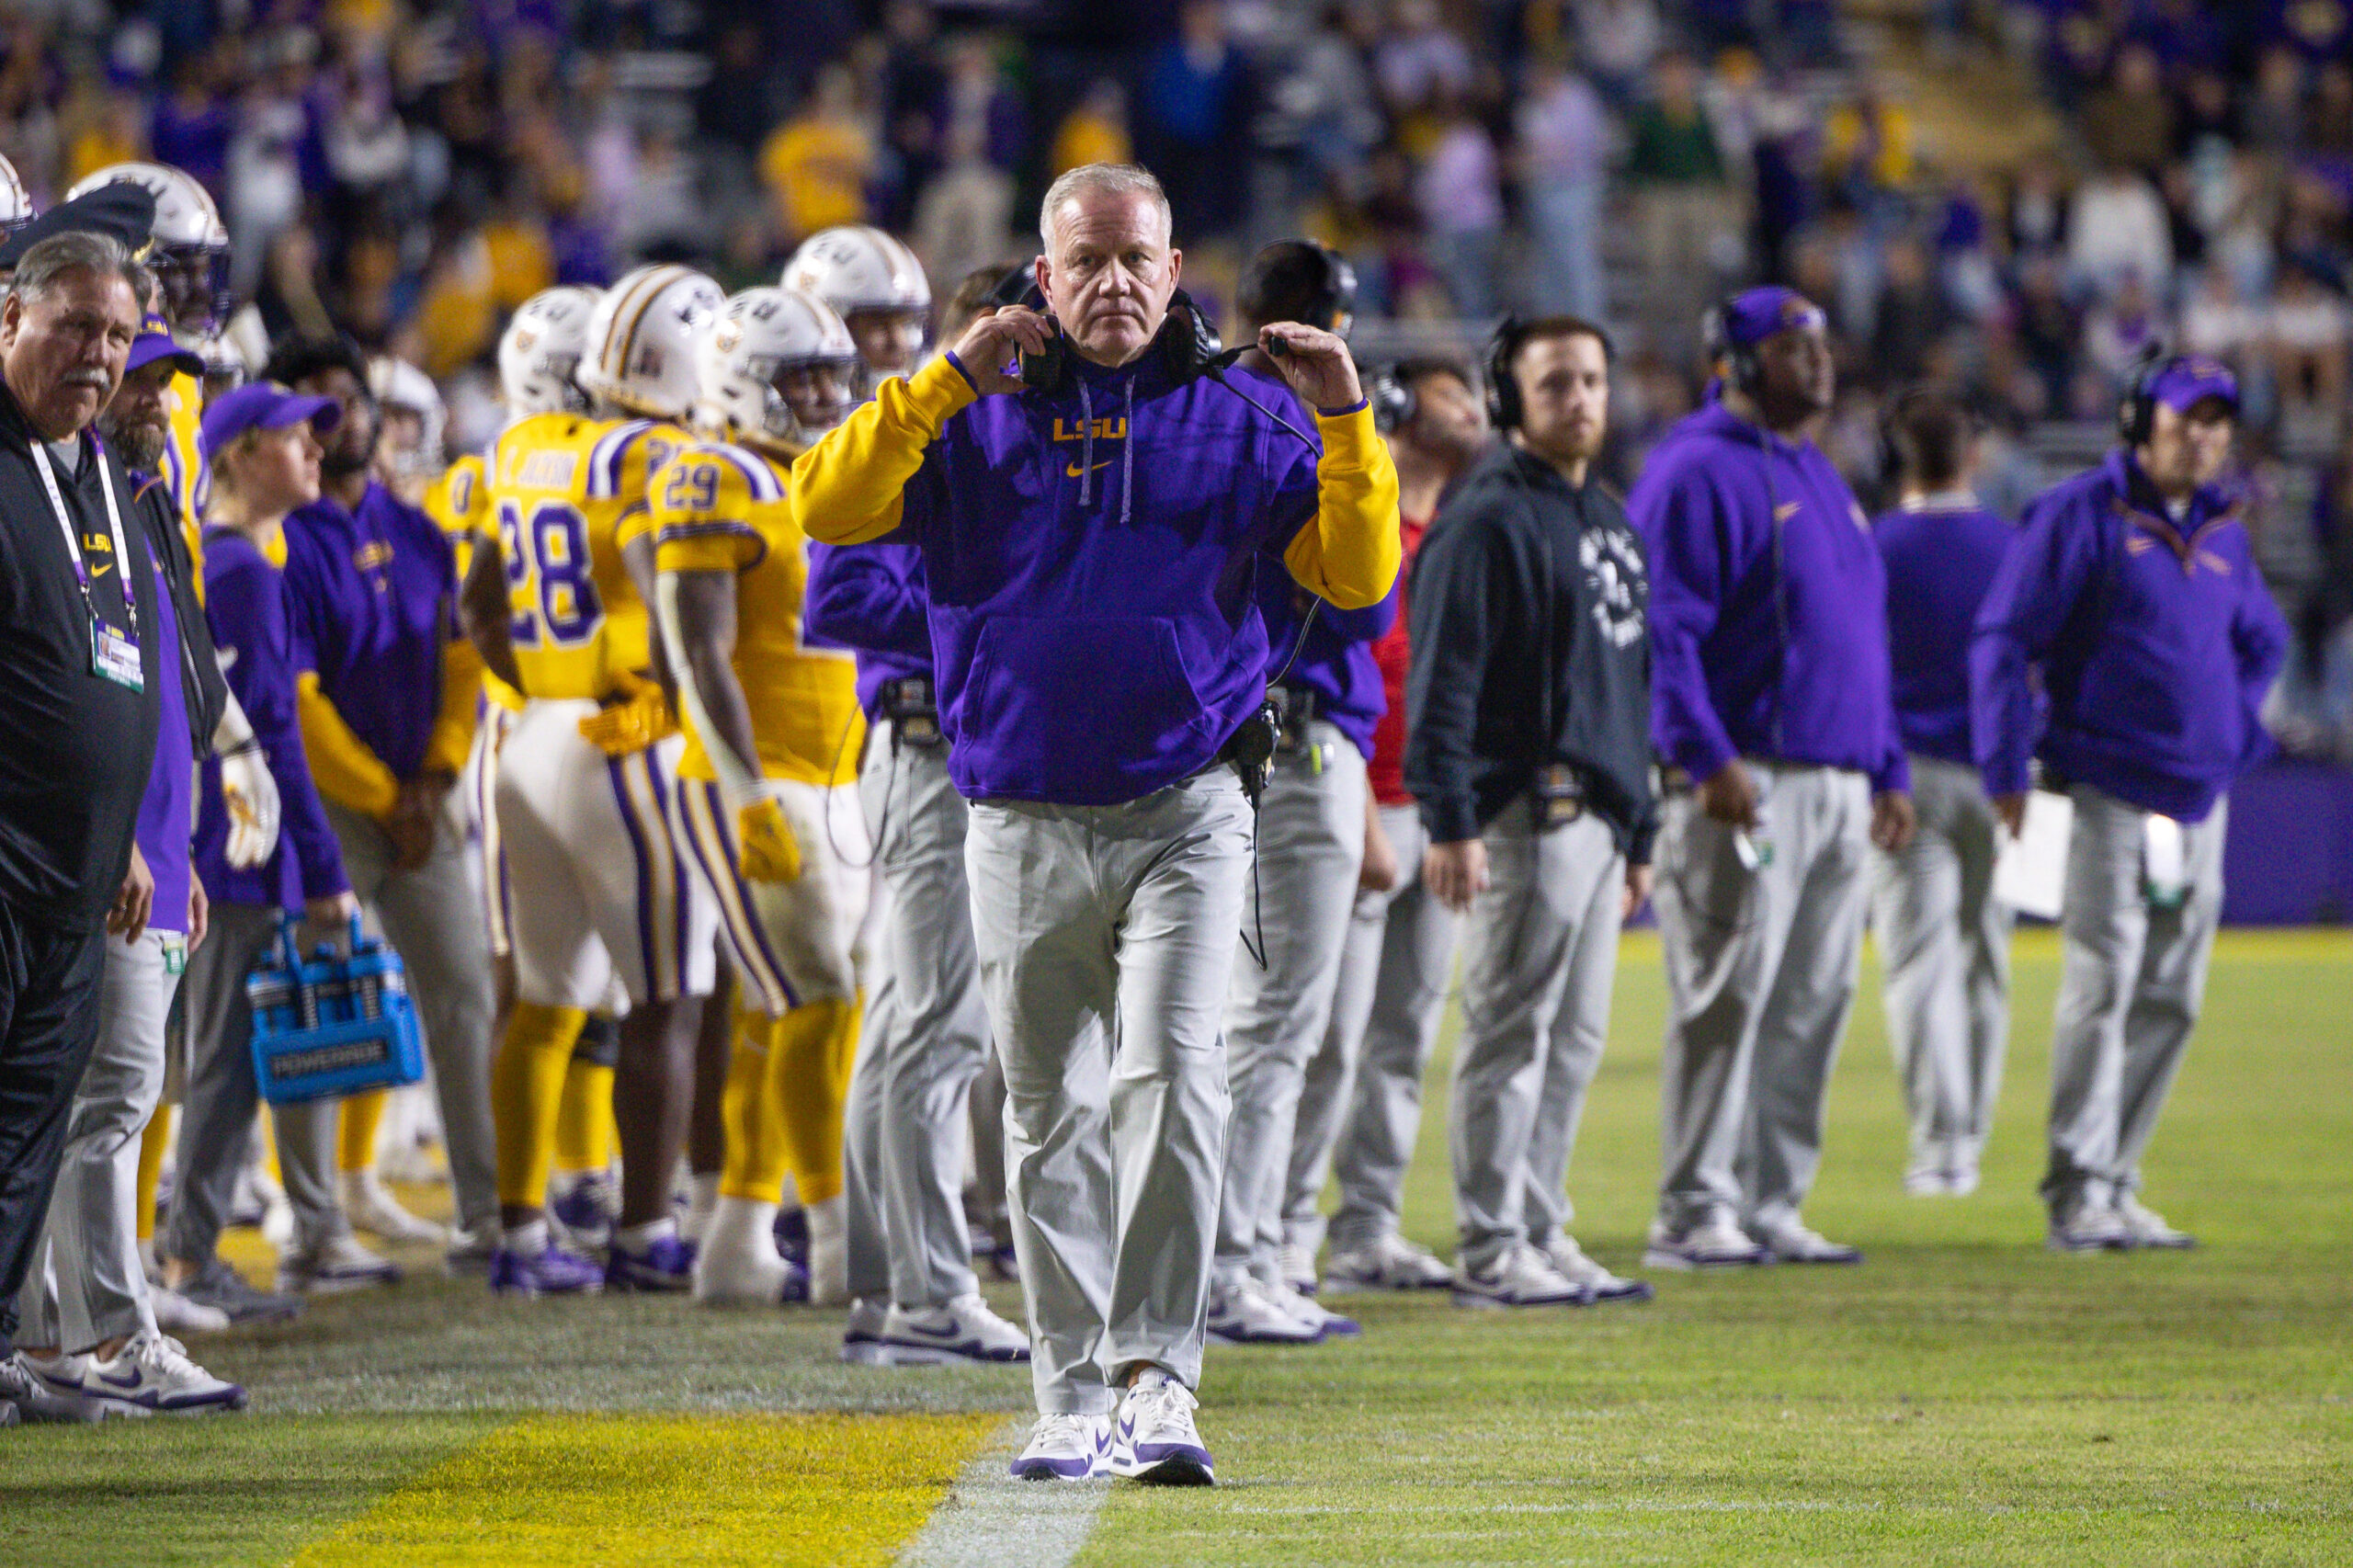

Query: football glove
218;741;282;869
577;673;677;756
735;793;804;884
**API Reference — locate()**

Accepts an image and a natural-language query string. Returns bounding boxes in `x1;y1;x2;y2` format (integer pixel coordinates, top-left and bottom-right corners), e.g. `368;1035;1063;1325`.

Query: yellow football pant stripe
290;1412;999;1568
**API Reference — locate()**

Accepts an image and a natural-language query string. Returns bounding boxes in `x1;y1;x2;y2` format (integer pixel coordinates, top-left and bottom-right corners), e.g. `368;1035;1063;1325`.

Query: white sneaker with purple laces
1009;1413;1111;1481
1108;1369;1214;1486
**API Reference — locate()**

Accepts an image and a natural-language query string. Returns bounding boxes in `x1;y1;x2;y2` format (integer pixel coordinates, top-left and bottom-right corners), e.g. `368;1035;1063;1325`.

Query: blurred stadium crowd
1;0;2348;744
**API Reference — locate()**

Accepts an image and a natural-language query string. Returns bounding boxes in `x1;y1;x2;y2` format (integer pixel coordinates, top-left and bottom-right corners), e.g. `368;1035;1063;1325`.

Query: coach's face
97;358;176;473
0;267;140;440
1036;189;1182;369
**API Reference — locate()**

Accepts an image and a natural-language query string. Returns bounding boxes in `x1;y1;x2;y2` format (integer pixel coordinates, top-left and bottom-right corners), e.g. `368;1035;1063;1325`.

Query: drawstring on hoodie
1120;376;1136;525
1073;373;1140;520
1076;380;1096;507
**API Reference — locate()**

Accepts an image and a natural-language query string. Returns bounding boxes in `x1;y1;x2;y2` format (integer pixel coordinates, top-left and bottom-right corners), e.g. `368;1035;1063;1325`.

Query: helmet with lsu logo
499;285;601;415
578;266;725;421
782;226;930;379
0;153;31;237
695;286;859;452
66;161;233;336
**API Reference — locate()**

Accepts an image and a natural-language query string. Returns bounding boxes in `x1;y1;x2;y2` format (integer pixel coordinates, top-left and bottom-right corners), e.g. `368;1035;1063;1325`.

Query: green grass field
7;929;2349;1566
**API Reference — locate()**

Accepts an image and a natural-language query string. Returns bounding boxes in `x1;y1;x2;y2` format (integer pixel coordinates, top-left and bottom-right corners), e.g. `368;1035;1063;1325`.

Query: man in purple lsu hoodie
1629;287;1915;1273
1972;355;2286;1254
790;164;1400;1486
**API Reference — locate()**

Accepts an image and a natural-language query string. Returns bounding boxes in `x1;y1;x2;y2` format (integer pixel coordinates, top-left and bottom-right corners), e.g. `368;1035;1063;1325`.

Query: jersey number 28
499;499;602;648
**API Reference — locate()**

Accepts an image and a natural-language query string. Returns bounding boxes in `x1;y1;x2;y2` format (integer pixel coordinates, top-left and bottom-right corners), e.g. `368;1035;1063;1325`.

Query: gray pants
1300;804;1461;1253
1451;805;1624;1270
1216;722;1366;1287
843;955;892;1302
1870;755;2011;1179
324;798;499;1235
861;722;990;1308
2043;786;2226;1214
968;770;1250;1414
160;903;345;1267
15;932;179;1350
1654;764;1871;1233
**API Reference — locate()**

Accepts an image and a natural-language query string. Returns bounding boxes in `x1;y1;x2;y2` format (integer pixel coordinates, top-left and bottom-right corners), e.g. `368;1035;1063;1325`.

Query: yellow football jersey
426;450;527;714
649;440;862;787
161;368;206;562
484;413;689;702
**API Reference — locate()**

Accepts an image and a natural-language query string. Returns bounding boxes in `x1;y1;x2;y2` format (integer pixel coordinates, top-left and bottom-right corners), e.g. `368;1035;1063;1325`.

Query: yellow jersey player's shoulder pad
588;417;697;501
655;439;787;509
492;413;595;490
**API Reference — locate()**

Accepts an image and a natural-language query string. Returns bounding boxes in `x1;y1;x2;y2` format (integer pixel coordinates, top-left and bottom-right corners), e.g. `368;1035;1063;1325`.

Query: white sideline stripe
898;1417;1107;1568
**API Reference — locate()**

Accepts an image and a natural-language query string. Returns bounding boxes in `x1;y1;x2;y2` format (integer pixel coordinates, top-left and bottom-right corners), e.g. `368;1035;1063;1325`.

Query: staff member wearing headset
790;165;1397;1487
1629;286;1913;1272
1406;315;1657;1308
1972;356;2284;1254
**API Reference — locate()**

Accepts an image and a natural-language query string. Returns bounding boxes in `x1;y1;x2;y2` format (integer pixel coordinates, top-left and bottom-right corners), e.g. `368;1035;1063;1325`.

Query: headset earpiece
1703;297;1762;396
1485;315;1525;432
1370;366;1415;435
2118;345;2169;446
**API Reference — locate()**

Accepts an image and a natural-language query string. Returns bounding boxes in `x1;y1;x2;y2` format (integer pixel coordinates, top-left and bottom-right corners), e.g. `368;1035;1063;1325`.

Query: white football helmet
498;285;601;415
66;161;233;335
195;332;248;400
697;287;859;450
579;265;724;421
0;153;30;236
369;356;447;482
782;225;932;318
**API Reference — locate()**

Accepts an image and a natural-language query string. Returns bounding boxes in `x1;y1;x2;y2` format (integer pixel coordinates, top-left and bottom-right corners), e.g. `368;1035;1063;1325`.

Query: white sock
508;1219;550;1258
614;1217;676;1253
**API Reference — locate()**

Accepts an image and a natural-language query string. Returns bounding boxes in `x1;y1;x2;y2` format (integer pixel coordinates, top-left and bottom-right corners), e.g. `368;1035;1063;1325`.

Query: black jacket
0;384;162;930
131;472;227;758
1404;441;1657;861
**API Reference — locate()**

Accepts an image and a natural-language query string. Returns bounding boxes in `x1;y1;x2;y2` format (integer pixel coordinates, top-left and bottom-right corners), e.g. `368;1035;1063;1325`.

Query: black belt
881;676;943;747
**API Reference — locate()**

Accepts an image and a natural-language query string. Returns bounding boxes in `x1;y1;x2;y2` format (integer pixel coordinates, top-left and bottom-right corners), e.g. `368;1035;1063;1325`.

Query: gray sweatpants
160;903;345;1267
968;770;1250;1415
1300;804;1461;1254
324;798;499;1235
1452;805;1624;1269
1654;764;1871;1233
2042;786;2226;1215
861;722;991;1308
15;931;180;1350
1216;722;1366;1288
1870;755;2011;1180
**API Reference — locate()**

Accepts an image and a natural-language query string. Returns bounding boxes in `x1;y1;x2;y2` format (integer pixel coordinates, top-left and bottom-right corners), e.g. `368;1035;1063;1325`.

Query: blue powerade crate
246;914;426;1104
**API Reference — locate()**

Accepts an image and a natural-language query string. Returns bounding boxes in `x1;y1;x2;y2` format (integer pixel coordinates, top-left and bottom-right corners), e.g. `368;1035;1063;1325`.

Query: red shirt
1366;513;1429;805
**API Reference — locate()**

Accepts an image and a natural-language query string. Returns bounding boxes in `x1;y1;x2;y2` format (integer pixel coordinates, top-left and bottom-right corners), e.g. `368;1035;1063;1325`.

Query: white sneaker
691;1198;809;1306
2048;1201;2133;1253
1008;1413;1111;1481
840;1297;892;1365
150;1283;232;1335
1643;1211;1769;1270
1538;1234;1654;1303
881;1294;1031;1365
75;1335;247;1416
278;1234;402;1294
1451;1243;1588;1307
1754;1218;1863;1266
805;1195;848;1306
1904;1166;1958;1197
342;1170;446;1245
1946;1164;1982;1197
1108;1369;1213;1485
1267;1278;1359;1338
8;1352;103;1422
1205;1276;1321;1345
1278;1240;1320;1296
2113;1195;2195;1249
1323;1233;1453;1292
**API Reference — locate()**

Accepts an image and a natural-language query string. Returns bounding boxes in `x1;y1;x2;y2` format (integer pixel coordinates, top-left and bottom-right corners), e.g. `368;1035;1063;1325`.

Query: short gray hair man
1038;163;1171;250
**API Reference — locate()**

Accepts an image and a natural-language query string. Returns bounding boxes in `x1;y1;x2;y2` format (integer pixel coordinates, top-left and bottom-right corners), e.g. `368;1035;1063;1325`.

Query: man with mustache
0;232;163;1424
791;163;1399;1486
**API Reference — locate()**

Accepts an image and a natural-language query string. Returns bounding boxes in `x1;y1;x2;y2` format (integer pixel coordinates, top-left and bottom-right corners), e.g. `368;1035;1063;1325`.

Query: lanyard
28;433;137;639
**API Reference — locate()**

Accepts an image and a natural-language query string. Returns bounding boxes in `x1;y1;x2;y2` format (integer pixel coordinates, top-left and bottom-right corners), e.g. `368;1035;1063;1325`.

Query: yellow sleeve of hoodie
424;635;485;778
296;675;401;820
789;354;977;544
1282;403;1403;611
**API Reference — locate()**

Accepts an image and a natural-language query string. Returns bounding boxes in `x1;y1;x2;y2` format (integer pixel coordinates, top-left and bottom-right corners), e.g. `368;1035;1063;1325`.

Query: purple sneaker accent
488;1245;605;1297
605;1233;696;1292
772;1207;810;1269
551;1181;614;1246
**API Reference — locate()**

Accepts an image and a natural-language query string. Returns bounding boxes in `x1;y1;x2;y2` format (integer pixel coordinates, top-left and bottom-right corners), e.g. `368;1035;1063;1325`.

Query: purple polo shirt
282;480;459;779
134;551;192;935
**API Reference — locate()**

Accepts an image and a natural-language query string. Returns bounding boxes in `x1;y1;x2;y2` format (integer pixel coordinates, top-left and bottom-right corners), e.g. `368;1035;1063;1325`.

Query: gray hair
10;231;146;308
1039;164;1172;251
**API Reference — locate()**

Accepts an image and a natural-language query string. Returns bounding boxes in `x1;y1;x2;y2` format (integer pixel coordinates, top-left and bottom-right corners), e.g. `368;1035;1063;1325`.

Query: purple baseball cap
2147;355;2239;416
1717;286;1827;347
199;381;340;461
128;320;203;379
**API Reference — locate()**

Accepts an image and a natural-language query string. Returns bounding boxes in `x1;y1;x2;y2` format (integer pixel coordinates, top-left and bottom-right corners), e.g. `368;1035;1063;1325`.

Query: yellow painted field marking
290;1411;1000;1567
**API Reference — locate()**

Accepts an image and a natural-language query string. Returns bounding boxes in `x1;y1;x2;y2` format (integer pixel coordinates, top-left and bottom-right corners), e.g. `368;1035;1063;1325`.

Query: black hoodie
1404;441;1656;862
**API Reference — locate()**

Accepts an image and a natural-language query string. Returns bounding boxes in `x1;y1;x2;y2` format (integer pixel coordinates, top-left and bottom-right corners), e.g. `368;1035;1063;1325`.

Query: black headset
1294;243;1358;335
1485;315;1529;431
1013;287;1233;395
2116;342;2172;446
1370;366;1415;434
1700;296;1764;398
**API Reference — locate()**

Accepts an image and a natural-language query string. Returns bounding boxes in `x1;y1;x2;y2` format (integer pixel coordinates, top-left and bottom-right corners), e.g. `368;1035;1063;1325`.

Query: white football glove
212;693;282;869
